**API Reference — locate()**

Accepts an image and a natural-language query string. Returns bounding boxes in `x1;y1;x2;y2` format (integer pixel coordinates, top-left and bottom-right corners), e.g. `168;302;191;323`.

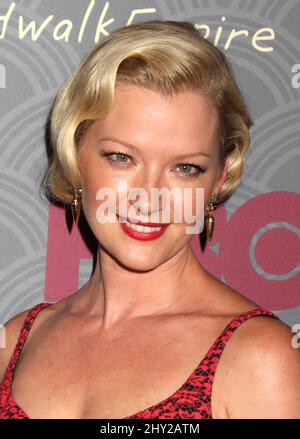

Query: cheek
172;186;206;223
82;175;129;225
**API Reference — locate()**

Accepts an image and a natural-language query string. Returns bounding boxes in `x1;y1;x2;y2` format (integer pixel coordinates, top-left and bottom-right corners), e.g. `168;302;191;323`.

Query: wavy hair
43;19;253;205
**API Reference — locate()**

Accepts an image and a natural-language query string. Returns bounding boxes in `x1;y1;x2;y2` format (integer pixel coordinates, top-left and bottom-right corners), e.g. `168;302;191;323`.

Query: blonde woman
0;20;299;420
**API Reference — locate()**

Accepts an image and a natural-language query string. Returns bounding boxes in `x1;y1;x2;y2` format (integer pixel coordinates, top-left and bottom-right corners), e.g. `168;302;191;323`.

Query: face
77;82;228;271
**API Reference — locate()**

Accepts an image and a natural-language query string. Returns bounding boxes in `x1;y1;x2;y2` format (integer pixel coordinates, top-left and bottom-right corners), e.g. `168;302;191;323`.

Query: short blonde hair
44;20;253;205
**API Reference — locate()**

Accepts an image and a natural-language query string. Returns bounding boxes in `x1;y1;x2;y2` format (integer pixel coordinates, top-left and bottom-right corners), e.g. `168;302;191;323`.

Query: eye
175;163;208;178
100;150;133;165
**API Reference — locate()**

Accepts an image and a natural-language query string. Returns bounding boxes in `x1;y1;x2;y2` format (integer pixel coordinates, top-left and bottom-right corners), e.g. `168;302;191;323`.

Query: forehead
89;83;219;151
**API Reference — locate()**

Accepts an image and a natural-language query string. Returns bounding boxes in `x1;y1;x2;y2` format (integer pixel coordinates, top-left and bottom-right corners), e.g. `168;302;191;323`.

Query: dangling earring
71;188;82;225
205;193;217;242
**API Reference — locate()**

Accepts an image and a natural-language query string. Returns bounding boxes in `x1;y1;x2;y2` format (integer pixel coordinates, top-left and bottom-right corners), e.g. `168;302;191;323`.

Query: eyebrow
98;136;212;158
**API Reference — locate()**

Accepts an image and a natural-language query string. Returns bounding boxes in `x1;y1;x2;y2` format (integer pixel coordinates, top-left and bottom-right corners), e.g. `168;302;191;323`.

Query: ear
213;155;230;195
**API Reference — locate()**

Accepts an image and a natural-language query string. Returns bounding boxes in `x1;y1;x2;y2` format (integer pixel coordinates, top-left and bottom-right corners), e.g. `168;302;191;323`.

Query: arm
224;316;300;419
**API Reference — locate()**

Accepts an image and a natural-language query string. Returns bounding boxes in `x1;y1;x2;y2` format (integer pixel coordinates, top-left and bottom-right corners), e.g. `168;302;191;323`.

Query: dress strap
0;302;52;392
201;308;280;382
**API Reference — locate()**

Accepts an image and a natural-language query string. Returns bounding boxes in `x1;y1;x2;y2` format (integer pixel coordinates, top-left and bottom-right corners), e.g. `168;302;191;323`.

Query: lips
116;214;170;241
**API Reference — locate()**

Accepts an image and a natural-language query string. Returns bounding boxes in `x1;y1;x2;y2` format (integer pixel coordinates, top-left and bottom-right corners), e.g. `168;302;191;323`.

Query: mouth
116;214;170;241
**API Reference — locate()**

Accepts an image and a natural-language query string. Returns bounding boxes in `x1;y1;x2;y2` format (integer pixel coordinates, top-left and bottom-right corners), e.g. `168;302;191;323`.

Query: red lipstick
116;214;170;241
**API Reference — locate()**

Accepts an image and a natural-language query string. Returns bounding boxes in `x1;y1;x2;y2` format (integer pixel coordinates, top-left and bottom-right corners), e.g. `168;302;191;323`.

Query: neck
73;243;209;330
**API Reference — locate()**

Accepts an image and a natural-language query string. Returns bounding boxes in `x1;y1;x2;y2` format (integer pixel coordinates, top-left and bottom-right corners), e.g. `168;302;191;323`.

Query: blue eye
101;151;132;165
176;163;207;177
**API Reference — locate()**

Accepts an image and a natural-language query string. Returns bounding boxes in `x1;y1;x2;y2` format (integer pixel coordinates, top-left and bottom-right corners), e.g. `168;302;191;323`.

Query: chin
110;245;169;273
112;255;159;273
121;252;163;272
96;238;143;265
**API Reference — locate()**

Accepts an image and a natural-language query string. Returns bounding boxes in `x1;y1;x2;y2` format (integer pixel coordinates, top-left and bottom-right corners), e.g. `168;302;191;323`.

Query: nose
129;167;167;219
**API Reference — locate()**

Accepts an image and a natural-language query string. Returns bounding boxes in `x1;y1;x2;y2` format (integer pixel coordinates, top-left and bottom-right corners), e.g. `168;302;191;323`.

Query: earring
71;188;82;225
205;193;217;242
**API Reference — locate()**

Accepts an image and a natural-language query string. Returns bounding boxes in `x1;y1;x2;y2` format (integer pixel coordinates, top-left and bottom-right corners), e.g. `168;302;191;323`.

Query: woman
0;20;299;420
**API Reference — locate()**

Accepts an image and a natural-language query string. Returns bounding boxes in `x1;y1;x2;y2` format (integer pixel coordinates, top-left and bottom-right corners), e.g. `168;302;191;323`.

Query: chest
11;315;229;419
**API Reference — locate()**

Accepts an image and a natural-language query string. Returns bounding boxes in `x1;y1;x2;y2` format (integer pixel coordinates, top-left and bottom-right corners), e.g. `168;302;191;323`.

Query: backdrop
0;0;299;334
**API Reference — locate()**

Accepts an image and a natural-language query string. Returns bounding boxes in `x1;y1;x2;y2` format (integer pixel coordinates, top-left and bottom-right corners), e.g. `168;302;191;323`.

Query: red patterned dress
0;302;280;419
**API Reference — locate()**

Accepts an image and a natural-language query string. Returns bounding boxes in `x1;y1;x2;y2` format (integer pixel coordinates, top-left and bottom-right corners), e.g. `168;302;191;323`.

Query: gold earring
71;188;82;225
205;193;217;242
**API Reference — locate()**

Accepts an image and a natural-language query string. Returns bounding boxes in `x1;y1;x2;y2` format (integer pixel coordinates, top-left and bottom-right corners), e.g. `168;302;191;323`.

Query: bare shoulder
202;276;300;418
220;311;300;418
0;296;76;386
0;306;33;383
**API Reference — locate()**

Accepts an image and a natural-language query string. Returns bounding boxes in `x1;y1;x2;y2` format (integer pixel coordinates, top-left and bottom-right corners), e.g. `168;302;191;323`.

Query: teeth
125;222;162;233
